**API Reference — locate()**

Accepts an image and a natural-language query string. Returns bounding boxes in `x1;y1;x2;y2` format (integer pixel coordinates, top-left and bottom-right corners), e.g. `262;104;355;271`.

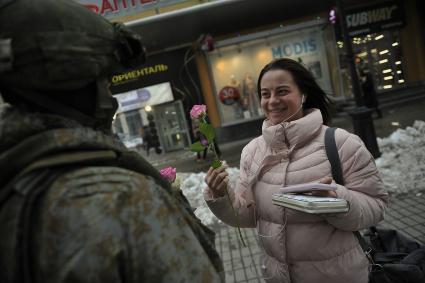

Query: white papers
279;183;337;194
272;193;349;214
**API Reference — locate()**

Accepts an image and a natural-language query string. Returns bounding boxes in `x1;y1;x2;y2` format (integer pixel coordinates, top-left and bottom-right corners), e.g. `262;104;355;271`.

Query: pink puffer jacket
205;109;388;283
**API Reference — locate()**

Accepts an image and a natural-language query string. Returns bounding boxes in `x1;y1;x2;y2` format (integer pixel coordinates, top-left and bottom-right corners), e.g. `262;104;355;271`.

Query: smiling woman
204;58;388;283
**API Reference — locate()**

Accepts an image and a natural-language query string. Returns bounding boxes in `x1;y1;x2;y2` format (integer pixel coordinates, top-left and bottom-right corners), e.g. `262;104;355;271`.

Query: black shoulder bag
325;127;425;283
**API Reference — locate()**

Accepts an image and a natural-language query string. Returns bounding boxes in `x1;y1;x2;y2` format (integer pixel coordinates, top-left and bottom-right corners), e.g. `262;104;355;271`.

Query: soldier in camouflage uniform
0;0;223;282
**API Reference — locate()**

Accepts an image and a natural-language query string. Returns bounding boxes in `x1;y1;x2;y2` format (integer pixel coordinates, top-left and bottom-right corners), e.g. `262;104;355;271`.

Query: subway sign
346;1;405;36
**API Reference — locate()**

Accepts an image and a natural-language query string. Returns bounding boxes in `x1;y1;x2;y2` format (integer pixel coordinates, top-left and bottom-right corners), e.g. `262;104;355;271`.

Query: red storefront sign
218;86;240;105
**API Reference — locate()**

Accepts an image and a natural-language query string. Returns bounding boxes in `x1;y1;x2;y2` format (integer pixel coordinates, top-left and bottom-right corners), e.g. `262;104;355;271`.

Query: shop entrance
154;100;191;152
352;30;405;92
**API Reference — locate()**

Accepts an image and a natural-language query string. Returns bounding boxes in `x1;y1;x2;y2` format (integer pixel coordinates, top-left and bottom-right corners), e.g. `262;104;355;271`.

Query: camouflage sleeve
125;171;223;282
32;167;222;283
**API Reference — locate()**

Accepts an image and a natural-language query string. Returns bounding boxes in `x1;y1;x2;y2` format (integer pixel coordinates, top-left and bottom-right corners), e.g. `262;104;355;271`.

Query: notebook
272;193;349;214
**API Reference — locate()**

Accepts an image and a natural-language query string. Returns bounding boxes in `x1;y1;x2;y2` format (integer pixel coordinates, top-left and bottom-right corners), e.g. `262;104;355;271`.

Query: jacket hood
256;109;323;180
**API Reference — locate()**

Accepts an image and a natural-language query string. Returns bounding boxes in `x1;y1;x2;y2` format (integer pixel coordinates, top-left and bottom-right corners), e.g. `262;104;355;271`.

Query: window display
339;29;405;97
208;26;332;125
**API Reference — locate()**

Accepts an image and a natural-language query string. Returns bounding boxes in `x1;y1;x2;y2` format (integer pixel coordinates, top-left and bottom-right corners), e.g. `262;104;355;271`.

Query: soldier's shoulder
49;166;159;199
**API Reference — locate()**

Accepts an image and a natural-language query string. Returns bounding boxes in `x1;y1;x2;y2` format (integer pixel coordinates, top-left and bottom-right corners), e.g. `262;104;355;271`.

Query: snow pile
178;166;240;226
376;120;425;194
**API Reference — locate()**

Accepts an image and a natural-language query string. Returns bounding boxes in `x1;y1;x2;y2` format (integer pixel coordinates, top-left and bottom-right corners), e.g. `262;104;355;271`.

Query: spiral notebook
272;193;349;214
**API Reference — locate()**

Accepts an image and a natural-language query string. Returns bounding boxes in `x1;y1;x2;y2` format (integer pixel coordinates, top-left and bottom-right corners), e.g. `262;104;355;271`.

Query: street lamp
336;0;381;158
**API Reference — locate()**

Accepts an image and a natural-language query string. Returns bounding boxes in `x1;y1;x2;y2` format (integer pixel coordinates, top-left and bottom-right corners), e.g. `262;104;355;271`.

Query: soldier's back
29;166;222;283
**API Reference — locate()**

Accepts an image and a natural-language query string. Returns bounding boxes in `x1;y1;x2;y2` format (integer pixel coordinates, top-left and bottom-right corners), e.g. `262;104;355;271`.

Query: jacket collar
262;108;323;151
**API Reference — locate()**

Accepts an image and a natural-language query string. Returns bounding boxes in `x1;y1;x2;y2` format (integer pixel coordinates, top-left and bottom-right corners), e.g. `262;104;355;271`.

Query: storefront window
111;83;191;152
125;109;144;137
112;82;172;146
208;26;332;125
339;30;405;96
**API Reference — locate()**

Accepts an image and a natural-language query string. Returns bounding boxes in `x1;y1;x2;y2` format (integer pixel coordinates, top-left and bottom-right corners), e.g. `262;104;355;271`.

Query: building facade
192;0;425;142
109;48;201;152
77;0;425;145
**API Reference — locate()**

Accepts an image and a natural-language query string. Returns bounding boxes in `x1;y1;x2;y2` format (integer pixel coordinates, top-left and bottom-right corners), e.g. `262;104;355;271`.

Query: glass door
352;30;405;92
153;100;191;152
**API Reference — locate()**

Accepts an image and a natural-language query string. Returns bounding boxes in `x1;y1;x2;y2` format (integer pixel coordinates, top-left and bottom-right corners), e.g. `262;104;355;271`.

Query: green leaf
199;122;215;142
211;159;222;169
189;141;206;152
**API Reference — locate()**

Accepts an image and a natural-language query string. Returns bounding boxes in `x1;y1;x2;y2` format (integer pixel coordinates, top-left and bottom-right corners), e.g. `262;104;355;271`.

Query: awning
126;0;338;53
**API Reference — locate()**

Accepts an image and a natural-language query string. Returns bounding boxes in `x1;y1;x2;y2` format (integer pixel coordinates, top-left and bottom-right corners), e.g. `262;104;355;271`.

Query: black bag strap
324;127;344;186
324;128;372;255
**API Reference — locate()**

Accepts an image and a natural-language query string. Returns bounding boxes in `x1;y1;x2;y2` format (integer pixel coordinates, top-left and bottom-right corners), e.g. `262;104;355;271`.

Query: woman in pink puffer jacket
204;58;388;283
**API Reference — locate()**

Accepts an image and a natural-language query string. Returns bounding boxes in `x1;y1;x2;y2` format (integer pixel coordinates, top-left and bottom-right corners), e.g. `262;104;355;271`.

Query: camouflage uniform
0;0;223;281
0;105;224;282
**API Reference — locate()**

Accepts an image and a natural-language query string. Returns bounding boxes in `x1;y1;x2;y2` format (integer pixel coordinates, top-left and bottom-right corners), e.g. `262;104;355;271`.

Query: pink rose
160;166;177;183
190;104;207;119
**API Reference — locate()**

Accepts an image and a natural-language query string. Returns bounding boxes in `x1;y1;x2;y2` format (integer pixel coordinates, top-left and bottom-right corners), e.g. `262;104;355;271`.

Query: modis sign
271;38;316;58
345;1;405;36
111;64;169;85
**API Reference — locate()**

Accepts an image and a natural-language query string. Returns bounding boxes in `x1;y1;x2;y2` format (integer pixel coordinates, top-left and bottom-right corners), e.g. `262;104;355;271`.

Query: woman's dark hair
257;58;332;125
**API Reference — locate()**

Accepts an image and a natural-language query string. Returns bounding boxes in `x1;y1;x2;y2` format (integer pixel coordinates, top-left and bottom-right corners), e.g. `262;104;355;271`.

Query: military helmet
0;0;146;131
0;0;145;91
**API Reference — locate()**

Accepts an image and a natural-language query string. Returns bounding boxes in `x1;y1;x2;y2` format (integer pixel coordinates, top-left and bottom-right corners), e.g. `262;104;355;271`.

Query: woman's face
260;69;304;125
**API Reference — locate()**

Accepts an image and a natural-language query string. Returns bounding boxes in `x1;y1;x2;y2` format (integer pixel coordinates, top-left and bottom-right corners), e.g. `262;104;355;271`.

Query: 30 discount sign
218;86;240;105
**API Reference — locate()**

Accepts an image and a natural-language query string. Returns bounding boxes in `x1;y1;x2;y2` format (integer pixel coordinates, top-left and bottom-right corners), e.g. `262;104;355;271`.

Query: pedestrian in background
356;57;383;118
204;58;388;283
0;0;223;282
141;125;154;156
360;68;383;118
